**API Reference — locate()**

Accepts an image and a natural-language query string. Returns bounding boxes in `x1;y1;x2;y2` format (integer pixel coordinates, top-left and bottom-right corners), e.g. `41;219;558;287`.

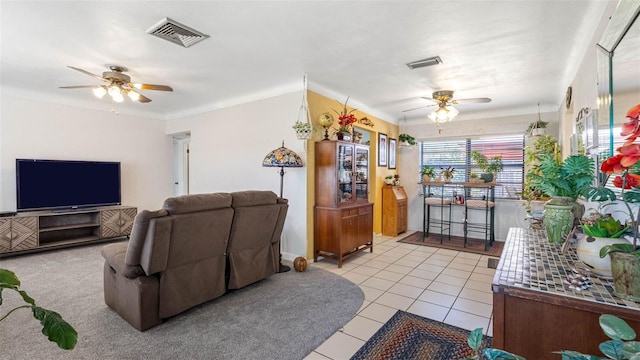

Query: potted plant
398;133;416;146
292;121;312;140
578;213;631;277
332;96;357;141
470;150;503;183
440;166;456;182
0;268;77;350
525;119;548;137
583;103;640;301
469;173;482;183
527;152;595;243
421;165;436;182
384;175;393;185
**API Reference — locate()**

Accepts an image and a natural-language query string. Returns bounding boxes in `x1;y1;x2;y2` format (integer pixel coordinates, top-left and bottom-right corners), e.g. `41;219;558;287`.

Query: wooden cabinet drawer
342;208;359;217
358;206;372;215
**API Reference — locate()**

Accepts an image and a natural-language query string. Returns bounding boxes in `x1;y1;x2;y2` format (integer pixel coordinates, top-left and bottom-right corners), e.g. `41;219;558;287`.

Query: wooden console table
493;228;640;358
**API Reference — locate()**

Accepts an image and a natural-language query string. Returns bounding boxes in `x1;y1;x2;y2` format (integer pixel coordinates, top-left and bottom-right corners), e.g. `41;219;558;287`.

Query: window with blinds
420;135;525;198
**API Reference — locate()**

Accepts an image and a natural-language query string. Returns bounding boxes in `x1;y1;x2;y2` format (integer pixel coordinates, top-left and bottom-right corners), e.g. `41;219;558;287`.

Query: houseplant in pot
579;212;631;277
584;103;640;300
399;133;417;147
470;150;503;183
527;152;595;243
421;165;436;182
525;119;548;137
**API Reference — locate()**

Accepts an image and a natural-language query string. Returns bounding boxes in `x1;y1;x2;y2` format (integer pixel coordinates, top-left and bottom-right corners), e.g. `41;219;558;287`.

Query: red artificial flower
627;103;640;120
612;173;640;189
618;143;640;168
601;154;626;174
338;114;357;126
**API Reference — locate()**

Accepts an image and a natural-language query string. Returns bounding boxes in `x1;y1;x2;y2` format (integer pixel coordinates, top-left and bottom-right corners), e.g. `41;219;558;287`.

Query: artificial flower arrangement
586;103;640;257
332;96;358;134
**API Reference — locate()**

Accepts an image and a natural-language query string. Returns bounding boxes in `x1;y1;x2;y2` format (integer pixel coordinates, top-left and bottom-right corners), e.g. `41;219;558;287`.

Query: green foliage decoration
526;152;595;200
0;268;77;350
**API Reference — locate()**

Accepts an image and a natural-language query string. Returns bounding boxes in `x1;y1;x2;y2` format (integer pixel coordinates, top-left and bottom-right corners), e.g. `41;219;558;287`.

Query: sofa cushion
163;193;232;214
125;209;168;266
231;190;277;207
102;242;145;279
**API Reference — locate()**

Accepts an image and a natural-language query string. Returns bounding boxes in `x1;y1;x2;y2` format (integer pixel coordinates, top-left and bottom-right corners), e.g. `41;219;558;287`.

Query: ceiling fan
402;90;492;113
59;65;173;103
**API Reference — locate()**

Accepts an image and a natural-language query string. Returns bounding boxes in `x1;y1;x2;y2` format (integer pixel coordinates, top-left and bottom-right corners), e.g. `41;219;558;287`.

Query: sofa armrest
102;242;146;279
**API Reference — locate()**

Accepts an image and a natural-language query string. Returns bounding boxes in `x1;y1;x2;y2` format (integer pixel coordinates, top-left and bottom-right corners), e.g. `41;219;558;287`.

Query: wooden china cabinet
314;140;373;268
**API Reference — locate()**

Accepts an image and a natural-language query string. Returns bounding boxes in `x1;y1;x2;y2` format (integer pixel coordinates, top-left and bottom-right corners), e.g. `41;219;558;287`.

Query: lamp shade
429;105;459;123
262;141;303;168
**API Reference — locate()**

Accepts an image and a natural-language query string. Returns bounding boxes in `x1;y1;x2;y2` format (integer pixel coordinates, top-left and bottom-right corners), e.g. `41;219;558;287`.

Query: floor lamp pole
278;166;291;272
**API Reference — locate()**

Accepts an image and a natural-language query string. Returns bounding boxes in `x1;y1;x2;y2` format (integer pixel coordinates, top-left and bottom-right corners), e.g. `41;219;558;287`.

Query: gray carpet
1;241;364;359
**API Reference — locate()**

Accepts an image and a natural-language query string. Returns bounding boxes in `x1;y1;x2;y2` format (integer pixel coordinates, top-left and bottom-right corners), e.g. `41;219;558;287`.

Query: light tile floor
304;233;498;360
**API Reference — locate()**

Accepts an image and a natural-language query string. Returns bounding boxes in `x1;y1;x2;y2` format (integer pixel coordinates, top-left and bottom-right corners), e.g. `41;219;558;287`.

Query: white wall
165;91;308;260
0;95;173;211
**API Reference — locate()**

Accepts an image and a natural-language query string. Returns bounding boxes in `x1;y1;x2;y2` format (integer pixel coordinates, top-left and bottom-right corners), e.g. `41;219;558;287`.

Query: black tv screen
16;159;121;211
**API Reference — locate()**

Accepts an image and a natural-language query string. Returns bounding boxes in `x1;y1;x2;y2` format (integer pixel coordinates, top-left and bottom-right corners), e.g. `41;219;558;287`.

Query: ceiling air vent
146;17;209;48
406;56;443;69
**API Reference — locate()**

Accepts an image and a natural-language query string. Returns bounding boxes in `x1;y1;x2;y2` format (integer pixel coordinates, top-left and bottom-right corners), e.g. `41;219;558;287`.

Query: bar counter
492;227;640;359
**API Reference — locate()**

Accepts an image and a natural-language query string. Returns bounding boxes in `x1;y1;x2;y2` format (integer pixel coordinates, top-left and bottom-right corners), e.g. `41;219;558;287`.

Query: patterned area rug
397;231;504;257
350;311;491;360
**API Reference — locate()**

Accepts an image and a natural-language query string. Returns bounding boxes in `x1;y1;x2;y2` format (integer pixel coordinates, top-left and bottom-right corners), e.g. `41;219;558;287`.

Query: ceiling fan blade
452;97;492;104
137;93;152;103
59;85;100;89
420;97;438;103
67;66;107;81
402;104;436;112
132;83;173;92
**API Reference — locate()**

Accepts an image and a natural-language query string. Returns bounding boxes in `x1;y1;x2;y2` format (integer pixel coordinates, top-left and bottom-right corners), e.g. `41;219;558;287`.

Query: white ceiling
0;1;614;122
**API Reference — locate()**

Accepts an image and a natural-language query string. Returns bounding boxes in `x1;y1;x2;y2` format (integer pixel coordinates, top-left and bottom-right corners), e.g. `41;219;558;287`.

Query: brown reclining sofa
100;190;288;331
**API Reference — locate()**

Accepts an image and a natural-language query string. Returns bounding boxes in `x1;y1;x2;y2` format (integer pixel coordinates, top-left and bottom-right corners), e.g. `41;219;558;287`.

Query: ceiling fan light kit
60;65;173;104
429;105;459;123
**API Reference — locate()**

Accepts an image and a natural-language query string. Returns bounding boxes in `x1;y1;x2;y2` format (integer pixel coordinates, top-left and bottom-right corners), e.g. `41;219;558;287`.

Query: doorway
172;132;191;196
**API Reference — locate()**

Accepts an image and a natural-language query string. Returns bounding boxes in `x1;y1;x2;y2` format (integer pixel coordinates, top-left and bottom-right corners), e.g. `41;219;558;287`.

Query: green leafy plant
525;120;548;135
440;166;456;179
0;268;77;350
399;133;417;145
556;314;640;359
581;214;630;239
421;165;437;177
526;152;595;200
522;135;560;202
470;150;504;174
464;327;524;359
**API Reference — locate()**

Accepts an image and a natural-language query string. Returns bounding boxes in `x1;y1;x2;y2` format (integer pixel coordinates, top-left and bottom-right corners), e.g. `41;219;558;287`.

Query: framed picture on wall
388;138;396;169
378;133;387;167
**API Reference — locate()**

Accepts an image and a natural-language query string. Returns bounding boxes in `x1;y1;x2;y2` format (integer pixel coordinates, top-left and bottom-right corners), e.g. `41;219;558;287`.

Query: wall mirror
597;0;640;157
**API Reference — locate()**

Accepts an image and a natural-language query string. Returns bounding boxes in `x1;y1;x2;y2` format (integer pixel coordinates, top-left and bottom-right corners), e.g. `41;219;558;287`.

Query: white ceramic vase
576;235;631;277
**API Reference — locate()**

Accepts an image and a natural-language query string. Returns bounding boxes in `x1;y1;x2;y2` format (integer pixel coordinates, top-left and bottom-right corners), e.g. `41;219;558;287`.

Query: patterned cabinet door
0;218;11;252
120;208;136;236
101;209;121;238
10;217;38;251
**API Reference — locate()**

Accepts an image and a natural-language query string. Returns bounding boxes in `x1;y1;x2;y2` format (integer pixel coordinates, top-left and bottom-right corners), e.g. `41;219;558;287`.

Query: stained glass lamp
262;141;304;198
262;141;303;273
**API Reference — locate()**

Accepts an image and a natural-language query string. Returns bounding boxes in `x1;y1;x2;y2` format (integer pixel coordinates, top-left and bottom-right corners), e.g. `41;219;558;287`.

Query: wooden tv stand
0;205;136;256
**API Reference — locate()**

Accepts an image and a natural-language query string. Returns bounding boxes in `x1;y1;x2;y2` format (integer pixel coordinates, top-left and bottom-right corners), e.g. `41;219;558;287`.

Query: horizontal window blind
420;135;524;198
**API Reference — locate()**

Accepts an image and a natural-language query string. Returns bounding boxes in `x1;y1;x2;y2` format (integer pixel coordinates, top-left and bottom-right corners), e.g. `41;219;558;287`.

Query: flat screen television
16;159;121;211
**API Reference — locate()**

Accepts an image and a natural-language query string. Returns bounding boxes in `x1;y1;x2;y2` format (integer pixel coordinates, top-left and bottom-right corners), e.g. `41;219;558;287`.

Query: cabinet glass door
355;146;369;201
337;144;354;203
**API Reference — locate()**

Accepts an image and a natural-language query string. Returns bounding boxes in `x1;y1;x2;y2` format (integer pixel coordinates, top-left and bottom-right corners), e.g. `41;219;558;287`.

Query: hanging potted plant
292;121;312;140
470;150;503;183
526;120;548;137
527;152;595;243
398;133;416;147
292;74;313;140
